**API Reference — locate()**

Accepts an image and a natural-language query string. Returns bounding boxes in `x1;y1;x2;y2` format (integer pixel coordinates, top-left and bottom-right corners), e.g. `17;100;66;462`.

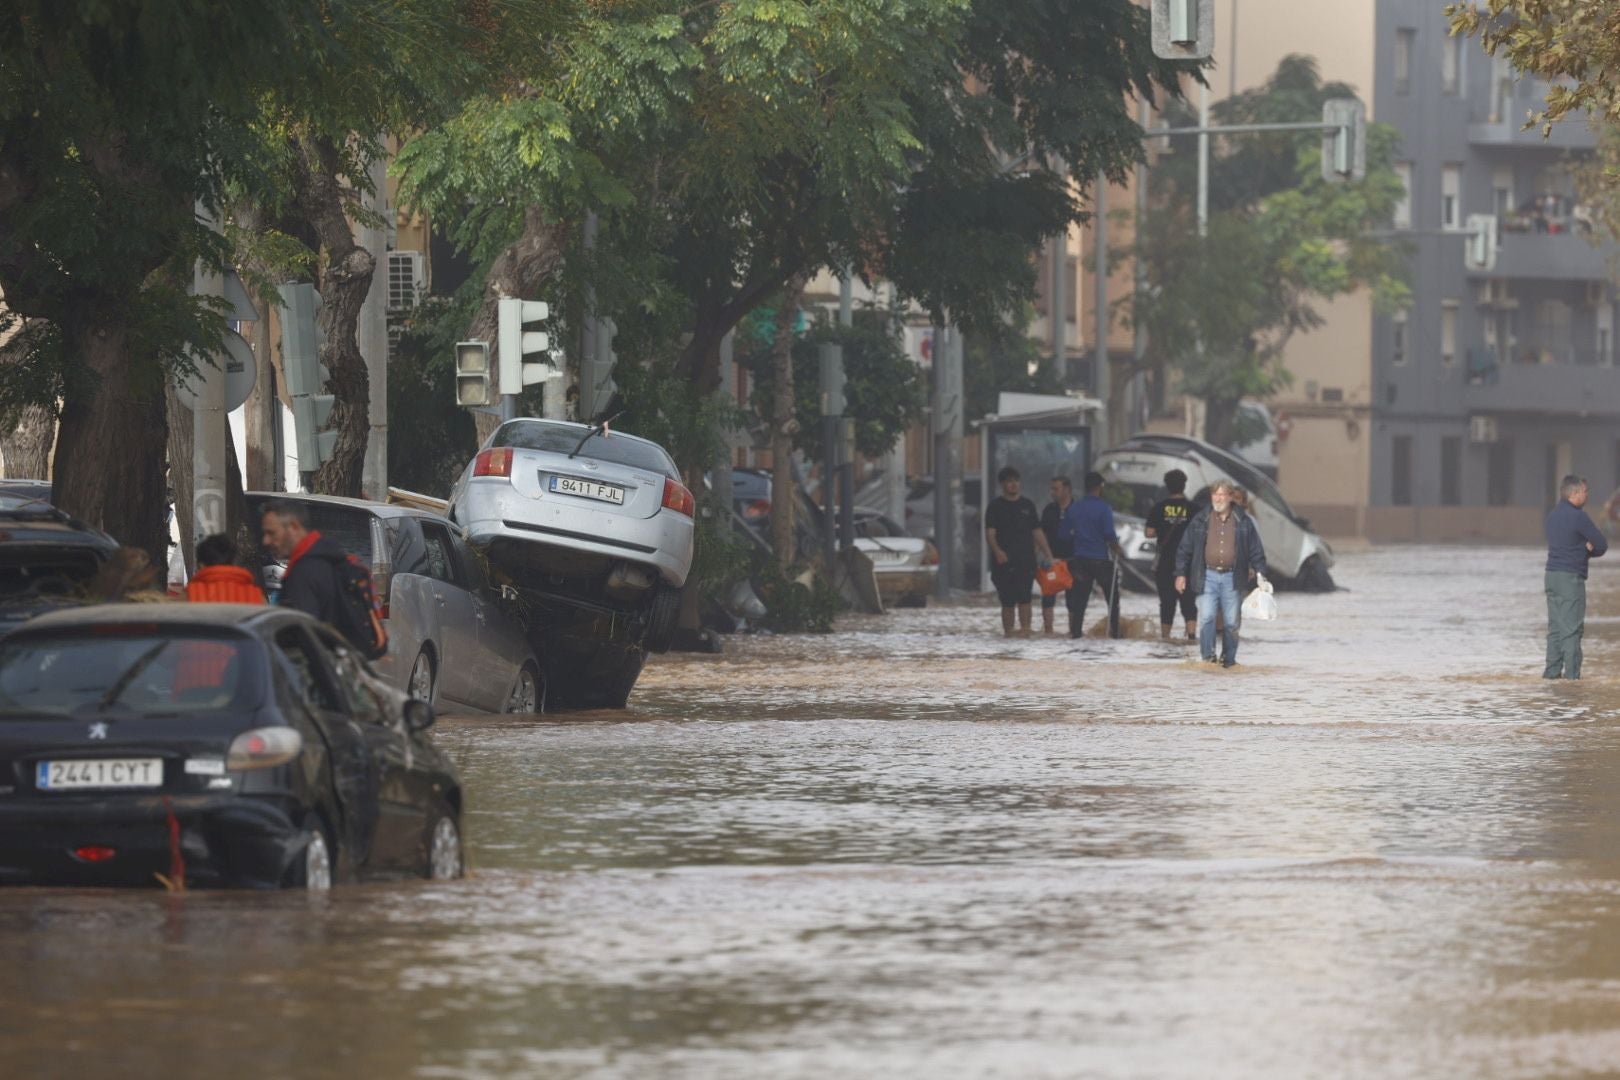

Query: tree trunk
290;134;375;497
1;405;54;479
166;386;195;575
464;206;569;379
53;322;169;564
769;273;807;567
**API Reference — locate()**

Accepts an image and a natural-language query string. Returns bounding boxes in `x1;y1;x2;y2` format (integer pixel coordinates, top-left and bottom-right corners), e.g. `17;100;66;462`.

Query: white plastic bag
1241;573;1278;621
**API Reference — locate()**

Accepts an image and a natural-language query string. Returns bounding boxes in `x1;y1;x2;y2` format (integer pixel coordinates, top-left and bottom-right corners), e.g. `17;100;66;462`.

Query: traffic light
276;283;338;471
1151;0;1213;60
1321;98;1367;183
497;297;554;397
1464;213;1499;272
454;340;492;407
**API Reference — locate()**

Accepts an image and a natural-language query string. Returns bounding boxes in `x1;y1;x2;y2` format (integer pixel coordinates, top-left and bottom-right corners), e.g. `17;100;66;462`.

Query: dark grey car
247;494;542;714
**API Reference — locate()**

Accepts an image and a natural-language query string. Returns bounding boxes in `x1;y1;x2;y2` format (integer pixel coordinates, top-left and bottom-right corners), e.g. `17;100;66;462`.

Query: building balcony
1463;346;1620;416
1467;230;1612;281
1468;116;1596;152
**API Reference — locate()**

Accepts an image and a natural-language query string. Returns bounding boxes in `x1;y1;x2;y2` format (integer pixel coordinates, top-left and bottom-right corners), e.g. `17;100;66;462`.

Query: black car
0;604;464;889
0;495;120;639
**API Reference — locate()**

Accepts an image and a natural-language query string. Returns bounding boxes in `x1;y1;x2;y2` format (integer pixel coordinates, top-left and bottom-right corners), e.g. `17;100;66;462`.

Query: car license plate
36;758;163;791
549;474;625;505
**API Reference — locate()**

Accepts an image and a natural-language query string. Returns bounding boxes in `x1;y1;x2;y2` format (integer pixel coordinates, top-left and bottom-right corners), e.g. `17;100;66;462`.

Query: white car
1095;434;1336;591
447;418;696;653
851;511;938;608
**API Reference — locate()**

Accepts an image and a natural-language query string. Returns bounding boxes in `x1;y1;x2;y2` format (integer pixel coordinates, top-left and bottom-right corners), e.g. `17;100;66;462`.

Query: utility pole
819;335;842;572
1051;233;1067;379
931;322;963;598
359;156;388;502
837;271;855;552
715;330;735;525
192;205;227;550
1094;168;1111;451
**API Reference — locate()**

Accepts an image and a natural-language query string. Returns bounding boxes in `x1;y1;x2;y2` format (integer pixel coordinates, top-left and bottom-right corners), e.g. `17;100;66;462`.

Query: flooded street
10;545;1620;1077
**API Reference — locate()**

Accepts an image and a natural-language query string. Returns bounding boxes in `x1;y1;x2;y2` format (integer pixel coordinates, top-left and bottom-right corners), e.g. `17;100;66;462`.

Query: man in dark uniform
985;466;1053;637
1039;476;1075;635
1144;469;1197;641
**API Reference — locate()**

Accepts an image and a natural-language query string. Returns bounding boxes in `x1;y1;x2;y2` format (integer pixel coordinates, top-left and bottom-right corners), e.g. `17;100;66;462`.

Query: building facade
1370;0;1616;542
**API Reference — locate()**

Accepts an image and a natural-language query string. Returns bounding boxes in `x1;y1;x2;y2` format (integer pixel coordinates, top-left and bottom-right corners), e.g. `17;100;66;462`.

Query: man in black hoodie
261;500;349;627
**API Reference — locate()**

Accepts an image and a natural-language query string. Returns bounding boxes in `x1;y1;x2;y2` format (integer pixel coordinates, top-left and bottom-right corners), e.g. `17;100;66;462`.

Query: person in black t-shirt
985;465;1053;637
1144;468;1197;640
1038;476;1076;635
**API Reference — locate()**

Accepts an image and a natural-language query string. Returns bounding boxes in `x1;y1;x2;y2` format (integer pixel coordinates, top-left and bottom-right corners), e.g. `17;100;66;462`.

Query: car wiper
568;411;624;459
96;640;171;710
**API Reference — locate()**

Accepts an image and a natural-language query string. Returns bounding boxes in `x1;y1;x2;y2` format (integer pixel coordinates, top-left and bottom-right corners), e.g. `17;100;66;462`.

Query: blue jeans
1198;570;1240;662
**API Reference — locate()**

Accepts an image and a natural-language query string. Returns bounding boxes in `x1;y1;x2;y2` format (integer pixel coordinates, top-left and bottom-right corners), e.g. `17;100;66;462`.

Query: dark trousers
1155;562;1196;626
1069;556;1121;639
1545;570;1586;679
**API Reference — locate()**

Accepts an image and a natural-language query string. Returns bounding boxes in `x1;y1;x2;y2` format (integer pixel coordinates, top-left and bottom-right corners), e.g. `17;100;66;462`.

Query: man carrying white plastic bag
1175;480;1269;668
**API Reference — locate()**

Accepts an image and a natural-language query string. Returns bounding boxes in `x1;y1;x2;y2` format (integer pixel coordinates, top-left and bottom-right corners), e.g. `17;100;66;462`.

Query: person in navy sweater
1544;474;1608;679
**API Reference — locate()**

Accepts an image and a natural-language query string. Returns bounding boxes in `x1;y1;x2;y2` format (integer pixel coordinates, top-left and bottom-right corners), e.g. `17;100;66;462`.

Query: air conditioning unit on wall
1469;415;1499;444
387;250;424;313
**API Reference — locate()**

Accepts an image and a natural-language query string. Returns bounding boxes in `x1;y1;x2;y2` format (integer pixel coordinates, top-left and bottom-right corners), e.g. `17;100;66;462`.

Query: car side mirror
403;699;435;732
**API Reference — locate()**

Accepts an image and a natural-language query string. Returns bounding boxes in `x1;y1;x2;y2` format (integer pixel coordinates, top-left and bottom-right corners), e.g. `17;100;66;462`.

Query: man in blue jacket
1175;480;1267;668
1057;471;1123;639
1544;474;1608;679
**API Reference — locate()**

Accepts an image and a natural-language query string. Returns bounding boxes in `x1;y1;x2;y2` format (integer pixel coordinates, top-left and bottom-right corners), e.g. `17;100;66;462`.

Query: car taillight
226;728;303;771
662;478;695;517
473;447;513;478
743;499;771;519
72;846;117;863
373;568;391;621
921;542;940;566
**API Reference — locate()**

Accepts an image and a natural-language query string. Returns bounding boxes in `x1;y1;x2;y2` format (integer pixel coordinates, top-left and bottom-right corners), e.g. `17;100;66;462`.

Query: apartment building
1371;0;1616;541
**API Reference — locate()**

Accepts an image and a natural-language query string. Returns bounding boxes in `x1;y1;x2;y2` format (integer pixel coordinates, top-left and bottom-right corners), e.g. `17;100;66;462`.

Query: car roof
15;603;292;632
246;491;435;522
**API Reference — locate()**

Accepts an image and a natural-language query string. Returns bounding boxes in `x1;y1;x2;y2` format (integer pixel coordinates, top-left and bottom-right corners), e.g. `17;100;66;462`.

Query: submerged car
1095;434;1336;591
448;418;695;656
247;494;542;714
0;604;463;889
0;496;120;640
850;510;938;608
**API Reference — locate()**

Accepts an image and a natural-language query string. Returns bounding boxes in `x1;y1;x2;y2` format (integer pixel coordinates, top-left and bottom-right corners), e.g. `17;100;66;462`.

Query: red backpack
329;552;389;660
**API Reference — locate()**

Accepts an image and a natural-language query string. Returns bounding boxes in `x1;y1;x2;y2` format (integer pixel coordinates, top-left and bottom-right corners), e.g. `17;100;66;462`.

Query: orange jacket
186;564;267;605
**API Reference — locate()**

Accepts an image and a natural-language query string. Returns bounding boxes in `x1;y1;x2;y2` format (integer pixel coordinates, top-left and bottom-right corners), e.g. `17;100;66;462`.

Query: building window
1395;29;1415;95
1394;163;1413;229
1392;309;1408;365
1392;435;1413;506
1441;165;1462;229
1442;34;1461;95
1487;439;1515;506
1441;301;1459;366
1441;436;1461;506
1492;166;1514;218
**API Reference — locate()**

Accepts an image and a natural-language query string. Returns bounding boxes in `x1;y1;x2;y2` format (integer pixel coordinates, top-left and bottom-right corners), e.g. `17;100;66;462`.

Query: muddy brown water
7;546;1620;1078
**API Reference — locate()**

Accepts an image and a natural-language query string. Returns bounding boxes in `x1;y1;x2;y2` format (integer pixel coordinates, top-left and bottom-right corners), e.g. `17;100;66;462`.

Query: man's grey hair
1210;479;1238;495
1560;475;1588;500
261;499;309;528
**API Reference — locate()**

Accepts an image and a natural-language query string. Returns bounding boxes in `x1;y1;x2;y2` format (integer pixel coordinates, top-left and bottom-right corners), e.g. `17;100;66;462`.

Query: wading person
1039;476;1076;635
1057;472;1122;639
186;534;267;604
1176;480;1266;668
1544;474;1608;679
1144;469;1197;641
985;466;1053;637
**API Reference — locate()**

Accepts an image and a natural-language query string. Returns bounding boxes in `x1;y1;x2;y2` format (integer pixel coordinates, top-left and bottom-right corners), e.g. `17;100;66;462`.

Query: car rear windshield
0;631;260;716
0;548;102;607
493;420;679;479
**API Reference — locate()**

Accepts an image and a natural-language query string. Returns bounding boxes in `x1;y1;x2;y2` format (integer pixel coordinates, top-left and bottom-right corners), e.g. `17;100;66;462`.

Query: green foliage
1124;56;1411;446
739;310;926;464
964;316;1063;421
609;356;746;479
1448;0;1620;129
751;559;845;634
386;297;482;498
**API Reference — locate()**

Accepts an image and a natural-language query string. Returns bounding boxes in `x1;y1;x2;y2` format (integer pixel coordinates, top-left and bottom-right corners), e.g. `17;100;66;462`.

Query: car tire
504;662;541;715
642;583;682;654
1291;555;1336;593
424;803;464;880
285;822;334;891
408;646;436;704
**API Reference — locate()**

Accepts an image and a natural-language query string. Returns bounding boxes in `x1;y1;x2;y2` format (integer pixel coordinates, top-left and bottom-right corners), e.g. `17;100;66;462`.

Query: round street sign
174;329;258;413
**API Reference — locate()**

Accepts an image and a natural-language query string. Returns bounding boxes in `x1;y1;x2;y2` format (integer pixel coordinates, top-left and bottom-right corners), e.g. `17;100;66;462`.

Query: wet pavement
7;546;1620;1077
